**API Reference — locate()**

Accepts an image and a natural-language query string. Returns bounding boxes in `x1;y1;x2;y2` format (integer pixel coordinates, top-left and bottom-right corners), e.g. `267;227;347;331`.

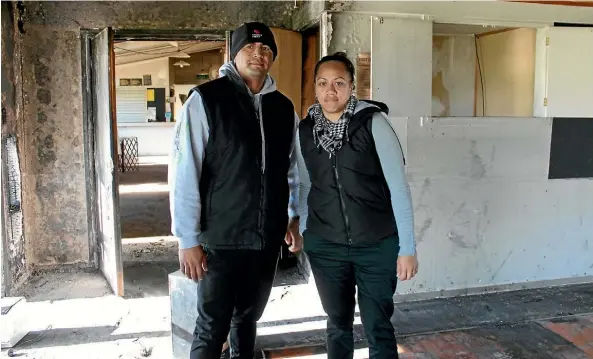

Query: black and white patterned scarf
309;96;357;158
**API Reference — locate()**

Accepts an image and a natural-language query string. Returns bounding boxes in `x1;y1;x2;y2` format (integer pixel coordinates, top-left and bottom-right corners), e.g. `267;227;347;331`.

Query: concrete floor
6;163;593;358
119;164;170;240
9;271;593;359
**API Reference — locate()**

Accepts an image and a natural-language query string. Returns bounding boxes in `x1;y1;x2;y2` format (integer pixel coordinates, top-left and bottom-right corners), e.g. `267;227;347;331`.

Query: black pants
190;242;280;359
304;231;400;359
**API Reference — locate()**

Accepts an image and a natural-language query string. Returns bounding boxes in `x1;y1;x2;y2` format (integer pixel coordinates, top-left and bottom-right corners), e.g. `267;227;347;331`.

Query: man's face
234;42;274;80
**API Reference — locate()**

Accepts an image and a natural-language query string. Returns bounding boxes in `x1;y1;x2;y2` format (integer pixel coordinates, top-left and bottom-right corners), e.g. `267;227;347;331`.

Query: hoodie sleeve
371;112;416;256
295;130;311;234
168;91;209;249
287;112;300;219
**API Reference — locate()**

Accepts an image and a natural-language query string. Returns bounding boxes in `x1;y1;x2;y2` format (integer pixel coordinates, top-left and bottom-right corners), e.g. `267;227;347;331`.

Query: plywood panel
475;28;536;117
269;28;302;112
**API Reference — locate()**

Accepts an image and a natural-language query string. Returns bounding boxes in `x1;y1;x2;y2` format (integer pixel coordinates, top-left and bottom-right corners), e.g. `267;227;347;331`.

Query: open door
269;28;303;111
545;27;593;118
91;27;124;296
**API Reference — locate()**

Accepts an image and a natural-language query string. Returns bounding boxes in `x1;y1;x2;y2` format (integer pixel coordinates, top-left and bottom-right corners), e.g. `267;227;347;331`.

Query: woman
296;52;418;359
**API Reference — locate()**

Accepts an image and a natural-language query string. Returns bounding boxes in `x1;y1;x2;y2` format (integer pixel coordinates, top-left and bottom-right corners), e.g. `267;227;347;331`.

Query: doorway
82;27;310;297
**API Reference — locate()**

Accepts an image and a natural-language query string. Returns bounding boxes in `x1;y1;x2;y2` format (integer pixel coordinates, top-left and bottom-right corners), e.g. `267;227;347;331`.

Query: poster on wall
147;107;157;122
143;74;152;86
130;78;143;86
356;52;371;100
119;79;130;86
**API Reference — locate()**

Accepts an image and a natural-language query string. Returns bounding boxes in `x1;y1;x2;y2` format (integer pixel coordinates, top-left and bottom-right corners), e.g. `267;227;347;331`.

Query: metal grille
3;135;23;242
119;136;139;172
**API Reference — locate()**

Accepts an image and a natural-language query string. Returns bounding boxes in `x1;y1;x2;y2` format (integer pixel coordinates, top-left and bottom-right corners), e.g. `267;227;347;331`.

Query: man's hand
285;217;303;253
179;245;208;281
397;255;418;281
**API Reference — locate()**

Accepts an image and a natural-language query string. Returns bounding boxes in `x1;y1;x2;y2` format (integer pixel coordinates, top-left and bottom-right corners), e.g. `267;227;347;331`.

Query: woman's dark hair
314;51;355;82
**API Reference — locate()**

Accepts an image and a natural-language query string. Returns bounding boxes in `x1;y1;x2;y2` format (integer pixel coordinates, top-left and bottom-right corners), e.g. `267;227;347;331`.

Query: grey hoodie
169;62;300;249
296;100;416;256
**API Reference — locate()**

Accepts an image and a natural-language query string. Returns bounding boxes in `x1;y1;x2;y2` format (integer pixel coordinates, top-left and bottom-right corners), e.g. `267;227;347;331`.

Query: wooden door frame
81;29;226;271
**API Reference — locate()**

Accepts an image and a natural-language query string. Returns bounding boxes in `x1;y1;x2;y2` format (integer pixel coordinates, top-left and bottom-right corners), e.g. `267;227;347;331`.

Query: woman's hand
397;255;418;281
285;217;303;252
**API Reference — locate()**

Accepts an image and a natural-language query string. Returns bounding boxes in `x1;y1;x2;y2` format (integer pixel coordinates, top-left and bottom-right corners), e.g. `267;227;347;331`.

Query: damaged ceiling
114;41;225;65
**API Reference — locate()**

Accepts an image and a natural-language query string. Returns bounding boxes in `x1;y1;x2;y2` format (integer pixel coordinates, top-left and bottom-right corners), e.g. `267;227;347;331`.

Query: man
168;22;303;359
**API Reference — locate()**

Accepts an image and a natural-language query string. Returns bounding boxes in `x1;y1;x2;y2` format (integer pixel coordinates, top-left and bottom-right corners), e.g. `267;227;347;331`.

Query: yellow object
147;89;155;102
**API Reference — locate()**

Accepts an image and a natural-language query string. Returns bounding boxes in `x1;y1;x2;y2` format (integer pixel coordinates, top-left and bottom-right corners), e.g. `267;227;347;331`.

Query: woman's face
315;61;353;117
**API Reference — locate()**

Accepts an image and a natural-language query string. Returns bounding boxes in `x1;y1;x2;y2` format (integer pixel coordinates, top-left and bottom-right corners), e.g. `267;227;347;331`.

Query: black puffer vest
192;77;295;250
299;100;398;245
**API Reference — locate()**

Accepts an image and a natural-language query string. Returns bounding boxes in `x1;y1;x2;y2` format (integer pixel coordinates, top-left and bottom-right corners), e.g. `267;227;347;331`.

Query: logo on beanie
252;29;263;39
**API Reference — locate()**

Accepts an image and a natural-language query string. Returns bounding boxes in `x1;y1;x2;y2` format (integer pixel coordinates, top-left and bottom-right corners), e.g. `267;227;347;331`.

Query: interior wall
116;57;170;90
432;35;476;117
170;49;223;85
117;123;175;157
393;116;593;295
475;28;536;117
327;12;593;295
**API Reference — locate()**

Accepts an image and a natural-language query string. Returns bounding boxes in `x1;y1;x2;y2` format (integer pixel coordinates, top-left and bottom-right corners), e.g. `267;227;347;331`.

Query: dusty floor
119;164;170;240
7;164;593;358
9;272;593;359
1;163;307;358
8;262;307;359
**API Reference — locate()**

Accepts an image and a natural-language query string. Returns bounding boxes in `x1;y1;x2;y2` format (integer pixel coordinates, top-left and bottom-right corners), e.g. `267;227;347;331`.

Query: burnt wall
15;1;310;268
1;2;28;293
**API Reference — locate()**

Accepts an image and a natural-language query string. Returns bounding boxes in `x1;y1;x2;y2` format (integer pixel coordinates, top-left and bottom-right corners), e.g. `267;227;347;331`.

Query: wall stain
34;58;51;86
36;133;57;166
447;230;476;249
37;111;47;124
36;88;51;105
491;250;514;281
417;218;433;243
469;140;486;179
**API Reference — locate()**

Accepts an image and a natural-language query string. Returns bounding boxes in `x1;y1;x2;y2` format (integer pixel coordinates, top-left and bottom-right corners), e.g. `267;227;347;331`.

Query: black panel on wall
548;118;593;179
147;88;166;122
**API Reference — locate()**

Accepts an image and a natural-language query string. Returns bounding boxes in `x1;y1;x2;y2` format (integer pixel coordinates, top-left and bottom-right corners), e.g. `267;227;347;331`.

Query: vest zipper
333;155;353;245
256;100;265;249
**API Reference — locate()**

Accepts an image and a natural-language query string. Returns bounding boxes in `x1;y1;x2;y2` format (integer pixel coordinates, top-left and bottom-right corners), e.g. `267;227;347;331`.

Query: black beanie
230;22;278;60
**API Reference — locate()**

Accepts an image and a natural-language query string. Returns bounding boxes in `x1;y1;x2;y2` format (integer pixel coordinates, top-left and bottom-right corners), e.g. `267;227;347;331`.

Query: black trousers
189;242;280;359
304;231;400;359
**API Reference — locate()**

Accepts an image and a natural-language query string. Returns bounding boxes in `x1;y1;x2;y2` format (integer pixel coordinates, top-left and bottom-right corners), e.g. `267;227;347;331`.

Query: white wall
116;57;169;90
392;116;593;295
323;10;593;296
117;123;174;157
